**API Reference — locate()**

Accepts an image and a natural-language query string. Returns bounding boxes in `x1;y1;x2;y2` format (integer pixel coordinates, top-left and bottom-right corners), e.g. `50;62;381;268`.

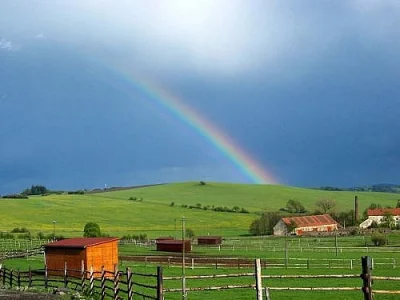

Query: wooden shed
156;239;191;253
197;236;222;245
44;237;119;277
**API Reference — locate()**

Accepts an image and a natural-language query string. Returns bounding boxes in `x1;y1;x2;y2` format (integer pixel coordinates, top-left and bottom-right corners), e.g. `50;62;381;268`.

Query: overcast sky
0;1;399;193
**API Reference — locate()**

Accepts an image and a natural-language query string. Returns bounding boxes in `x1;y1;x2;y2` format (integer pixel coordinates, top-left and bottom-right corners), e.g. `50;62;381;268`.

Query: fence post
81;260;86;293
255;259;263;300
360;256;373;300
126;267;133;300
28;266;32;288
101;266;106;300
157;266;163;300
10;269;13;288
45;264;48;289
350;259;353;270
2;266;6;286
393;258;396;269
89;266;94;296
64;261;68;288
265;287;271;300
17;269;21;288
113;264;119;300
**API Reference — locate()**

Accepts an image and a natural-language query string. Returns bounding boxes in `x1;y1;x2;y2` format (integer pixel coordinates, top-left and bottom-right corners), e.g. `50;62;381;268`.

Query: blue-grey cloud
0;1;399;193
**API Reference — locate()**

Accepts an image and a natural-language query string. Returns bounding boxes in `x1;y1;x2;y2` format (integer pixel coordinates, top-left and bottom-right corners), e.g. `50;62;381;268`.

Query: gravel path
0;290;61;299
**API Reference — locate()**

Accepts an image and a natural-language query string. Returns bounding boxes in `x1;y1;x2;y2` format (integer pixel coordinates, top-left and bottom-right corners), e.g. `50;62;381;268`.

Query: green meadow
0;182;399;238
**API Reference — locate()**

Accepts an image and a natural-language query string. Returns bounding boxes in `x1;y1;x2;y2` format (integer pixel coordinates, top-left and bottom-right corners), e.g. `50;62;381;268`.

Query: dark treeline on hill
21;185;49;195
317;184;400;193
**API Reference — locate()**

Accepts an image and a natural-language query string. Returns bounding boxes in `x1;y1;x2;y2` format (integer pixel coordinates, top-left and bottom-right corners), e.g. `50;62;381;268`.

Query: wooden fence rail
121;255;398;270
1;257;400;299
0;263;161;300
163;257;400;300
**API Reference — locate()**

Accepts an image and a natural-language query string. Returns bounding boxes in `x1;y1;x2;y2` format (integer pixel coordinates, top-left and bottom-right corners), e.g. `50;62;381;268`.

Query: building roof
368;208;400;216
281;214;337;227
197;236;221;240
156;240;190;245
45;237;119;249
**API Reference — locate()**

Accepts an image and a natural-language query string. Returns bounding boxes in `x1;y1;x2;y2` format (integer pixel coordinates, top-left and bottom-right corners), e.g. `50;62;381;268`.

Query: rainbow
102;65;278;184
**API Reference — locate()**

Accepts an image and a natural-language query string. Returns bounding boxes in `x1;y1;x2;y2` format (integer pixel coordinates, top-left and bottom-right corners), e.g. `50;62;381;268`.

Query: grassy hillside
98;181;399;212
0;182;398;238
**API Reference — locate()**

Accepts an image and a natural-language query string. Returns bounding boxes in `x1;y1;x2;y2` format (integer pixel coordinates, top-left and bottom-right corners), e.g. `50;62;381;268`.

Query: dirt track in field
0;290;60;299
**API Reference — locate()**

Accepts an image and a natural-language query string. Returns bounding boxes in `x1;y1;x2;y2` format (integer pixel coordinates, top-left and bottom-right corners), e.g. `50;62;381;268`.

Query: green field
1;182;399;238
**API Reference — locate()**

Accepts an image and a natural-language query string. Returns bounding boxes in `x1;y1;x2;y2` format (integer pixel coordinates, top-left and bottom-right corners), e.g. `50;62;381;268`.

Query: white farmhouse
359;208;400;229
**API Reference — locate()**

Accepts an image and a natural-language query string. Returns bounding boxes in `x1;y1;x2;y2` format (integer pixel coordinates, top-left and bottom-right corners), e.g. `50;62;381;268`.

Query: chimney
354;195;359;222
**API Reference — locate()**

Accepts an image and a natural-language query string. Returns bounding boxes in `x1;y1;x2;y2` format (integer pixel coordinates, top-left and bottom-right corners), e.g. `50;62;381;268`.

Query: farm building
359;208;400;229
197;236;222;245
155;236;175;242
44;237;119;277
273;214;339;236
156;239;191;253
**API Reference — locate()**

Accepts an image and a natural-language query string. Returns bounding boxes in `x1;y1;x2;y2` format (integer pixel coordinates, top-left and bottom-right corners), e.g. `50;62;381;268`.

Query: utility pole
181;216;186;300
52;221;57;240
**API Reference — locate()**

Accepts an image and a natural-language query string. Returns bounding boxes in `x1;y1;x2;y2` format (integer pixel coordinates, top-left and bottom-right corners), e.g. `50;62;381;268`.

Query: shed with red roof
273;214;338;236
44;237;119;277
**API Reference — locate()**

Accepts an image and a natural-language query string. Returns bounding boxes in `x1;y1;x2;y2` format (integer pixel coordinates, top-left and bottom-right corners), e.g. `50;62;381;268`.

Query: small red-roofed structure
156;239;191;253
197;236;222;245
44;237;119;277
273;214;338;236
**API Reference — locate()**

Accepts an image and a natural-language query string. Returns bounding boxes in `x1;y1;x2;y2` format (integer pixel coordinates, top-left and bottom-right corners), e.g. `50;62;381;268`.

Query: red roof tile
282;214;337;227
45;237;119;249
368;208;400;216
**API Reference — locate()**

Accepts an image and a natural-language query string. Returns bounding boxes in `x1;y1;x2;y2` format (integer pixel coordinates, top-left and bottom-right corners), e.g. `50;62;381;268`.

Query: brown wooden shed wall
45;248;85;277
45;240;118;278
197;237;222;245
156;240;191;253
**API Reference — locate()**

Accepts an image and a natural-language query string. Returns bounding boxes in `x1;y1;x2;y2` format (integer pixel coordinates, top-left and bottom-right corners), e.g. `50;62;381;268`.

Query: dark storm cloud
0;1;399;193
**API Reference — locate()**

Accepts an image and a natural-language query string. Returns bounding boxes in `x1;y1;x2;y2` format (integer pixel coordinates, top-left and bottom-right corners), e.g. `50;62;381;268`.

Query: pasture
1;182;399;238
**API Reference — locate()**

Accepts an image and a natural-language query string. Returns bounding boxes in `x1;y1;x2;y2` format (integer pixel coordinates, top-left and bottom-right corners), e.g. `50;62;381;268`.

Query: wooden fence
0;247;43;260
163;257;400;300
0;263;162;300
1;256;400;299
121;255;398;270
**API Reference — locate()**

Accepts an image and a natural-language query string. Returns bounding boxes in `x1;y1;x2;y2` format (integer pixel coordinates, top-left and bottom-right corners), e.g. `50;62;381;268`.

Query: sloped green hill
1;182;398;238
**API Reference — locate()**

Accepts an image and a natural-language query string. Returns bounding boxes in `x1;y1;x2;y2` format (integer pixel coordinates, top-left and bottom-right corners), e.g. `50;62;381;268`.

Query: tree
363;203;383;219
315;199;336;214
285;199;306;213
249;212;281;236
286;220;297;235
21;185;49;196
371;232;386;246
335;210;356;227
185;228;195;239
396;199;400;208
380;212;395;229
83;222;101;237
